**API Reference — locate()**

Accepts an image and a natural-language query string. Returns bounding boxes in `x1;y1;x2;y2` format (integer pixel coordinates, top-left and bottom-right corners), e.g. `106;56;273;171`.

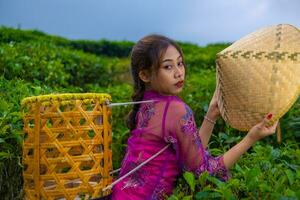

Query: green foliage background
0;26;299;199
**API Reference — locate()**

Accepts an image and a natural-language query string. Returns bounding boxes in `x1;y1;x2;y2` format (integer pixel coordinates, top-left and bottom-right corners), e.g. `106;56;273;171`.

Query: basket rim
21;93;111;106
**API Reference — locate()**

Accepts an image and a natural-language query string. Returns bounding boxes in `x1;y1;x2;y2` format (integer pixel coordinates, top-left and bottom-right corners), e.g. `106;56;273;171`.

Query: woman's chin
172;87;184;95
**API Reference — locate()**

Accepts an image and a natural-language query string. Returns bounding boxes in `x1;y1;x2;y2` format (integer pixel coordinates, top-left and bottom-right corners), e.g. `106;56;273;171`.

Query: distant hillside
0;26;134;57
0;26;230;59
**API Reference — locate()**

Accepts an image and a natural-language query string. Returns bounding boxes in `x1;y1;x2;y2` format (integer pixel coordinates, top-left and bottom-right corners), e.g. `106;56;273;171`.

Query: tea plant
0;27;299;199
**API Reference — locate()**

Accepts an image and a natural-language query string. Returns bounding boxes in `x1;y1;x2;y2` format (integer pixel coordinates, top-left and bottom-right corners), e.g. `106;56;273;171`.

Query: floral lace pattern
151;183;167;200
164;135;177;143
121;152;148;190
136;102;155;128
207;155;229;181
192;152;229;181
180;104;198;135
179;104;201;148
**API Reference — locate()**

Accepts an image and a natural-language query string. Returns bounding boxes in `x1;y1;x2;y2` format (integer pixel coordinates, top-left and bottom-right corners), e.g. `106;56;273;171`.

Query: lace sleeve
165;101;229;181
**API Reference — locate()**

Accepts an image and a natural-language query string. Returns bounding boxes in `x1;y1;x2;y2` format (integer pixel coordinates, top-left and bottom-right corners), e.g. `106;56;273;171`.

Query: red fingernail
267;113;273;119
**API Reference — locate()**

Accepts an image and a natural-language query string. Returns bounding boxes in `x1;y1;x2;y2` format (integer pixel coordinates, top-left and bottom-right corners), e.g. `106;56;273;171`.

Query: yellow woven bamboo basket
216;24;300;131
21;93;112;200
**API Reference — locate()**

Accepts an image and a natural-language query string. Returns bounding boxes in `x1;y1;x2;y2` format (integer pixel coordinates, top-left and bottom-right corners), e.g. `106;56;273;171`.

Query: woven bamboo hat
216;24;300;131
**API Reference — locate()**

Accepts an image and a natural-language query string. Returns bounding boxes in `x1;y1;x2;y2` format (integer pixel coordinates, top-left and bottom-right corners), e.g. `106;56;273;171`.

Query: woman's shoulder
167;97;194;117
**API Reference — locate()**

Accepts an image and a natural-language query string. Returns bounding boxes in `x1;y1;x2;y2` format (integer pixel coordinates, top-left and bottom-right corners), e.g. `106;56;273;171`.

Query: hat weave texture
216;24;300;131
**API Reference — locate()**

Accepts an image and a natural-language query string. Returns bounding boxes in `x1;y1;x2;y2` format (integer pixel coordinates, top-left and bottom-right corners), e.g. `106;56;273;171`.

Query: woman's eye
164;65;172;69
178;61;184;67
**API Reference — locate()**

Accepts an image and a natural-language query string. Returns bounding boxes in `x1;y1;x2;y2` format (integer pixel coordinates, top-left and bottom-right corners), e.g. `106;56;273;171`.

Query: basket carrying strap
107;99;159;107
102;143;171;191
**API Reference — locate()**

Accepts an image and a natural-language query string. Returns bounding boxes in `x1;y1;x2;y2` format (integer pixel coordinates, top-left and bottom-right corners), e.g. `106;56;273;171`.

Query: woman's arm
198;111;218;149
198;89;219;149
223;114;278;169
222;134;256;169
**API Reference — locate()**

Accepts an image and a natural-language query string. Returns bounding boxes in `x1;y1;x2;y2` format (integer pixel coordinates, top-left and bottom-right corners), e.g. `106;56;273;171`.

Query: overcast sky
0;0;299;45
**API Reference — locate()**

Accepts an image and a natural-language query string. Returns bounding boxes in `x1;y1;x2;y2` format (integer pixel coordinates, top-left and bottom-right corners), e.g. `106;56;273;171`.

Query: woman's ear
138;70;151;83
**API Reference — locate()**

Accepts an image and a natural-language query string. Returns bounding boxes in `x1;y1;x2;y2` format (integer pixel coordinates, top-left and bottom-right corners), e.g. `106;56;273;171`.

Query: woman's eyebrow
162;55;182;63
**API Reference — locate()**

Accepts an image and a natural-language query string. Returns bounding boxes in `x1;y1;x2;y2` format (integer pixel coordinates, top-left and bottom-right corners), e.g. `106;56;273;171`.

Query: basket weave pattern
22;93;112;199
216;24;300;131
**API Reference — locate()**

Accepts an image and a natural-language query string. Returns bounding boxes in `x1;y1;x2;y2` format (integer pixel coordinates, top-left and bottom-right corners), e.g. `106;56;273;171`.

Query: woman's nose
175;66;184;78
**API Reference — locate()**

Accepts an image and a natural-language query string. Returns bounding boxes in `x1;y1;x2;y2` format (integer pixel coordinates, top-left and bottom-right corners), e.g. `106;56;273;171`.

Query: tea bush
0;27;299;199
0;41;130;88
0;26;134;57
169;142;300;199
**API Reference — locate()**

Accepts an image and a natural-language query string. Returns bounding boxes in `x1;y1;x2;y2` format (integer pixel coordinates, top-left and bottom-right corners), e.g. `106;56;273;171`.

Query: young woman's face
149;45;185;95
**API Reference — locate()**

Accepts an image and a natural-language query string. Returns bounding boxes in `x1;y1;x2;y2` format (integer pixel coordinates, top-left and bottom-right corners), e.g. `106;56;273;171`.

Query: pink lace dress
112;90;229;200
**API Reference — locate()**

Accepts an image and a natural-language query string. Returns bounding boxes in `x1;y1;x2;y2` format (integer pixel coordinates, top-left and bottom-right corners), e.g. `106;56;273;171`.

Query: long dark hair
126;34;184;130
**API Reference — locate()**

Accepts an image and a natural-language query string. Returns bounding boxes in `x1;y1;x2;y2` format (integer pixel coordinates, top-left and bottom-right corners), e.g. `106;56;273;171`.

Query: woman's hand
246;113;278;142
206;89;220;121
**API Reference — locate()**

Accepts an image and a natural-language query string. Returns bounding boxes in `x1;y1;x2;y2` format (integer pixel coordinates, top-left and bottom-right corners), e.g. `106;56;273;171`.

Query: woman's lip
175;81;184;88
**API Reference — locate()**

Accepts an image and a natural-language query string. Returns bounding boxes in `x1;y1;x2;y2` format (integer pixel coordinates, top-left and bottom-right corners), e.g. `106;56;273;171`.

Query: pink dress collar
143;90;181;102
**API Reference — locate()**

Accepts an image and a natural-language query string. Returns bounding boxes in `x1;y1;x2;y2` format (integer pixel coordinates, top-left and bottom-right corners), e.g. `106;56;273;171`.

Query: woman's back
112;91;182;199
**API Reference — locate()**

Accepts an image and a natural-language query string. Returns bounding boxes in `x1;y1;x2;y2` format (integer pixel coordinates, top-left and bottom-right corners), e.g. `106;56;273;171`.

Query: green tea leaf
183;171;196;192
284;169;295;185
